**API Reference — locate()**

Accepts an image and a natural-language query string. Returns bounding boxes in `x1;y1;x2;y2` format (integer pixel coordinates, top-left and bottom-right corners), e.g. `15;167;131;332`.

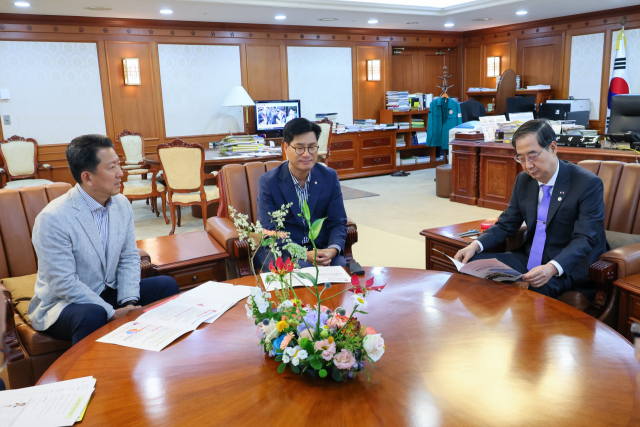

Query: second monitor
255;100;301;137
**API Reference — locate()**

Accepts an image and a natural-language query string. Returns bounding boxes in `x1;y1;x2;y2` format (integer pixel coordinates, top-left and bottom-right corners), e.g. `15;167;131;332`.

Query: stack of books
316;112;338;122
413;156;431;164
375;123;398;130
219;135;266;155
398;122;410;130
396;134;406;147
386;91;410;111
334;123;347;134
354;119;376;131
400;157;417;165
408;93;425;110
411;118;425;128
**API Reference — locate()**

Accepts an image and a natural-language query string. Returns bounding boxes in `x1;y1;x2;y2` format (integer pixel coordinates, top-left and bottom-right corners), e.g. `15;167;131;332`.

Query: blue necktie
527;185;553;271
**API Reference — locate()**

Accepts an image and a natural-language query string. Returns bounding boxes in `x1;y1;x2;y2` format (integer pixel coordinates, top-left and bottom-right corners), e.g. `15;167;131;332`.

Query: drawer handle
192;275;198;281
374;158;381;163
335;142;342;148
335;162;343;167
373;140;381;145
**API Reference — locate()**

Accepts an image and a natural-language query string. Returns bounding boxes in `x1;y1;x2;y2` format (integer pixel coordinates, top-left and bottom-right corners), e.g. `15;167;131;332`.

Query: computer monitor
506;96;536;121
547;99;590;112
567;110;590;127
609;94;640;133
539;102;571;120
255;100;301;137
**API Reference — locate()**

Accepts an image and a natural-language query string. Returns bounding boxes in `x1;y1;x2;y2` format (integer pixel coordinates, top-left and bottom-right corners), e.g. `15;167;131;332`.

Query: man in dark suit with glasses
455;119;607;299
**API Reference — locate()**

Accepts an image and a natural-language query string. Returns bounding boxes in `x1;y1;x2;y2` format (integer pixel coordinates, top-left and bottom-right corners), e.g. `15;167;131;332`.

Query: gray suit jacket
28;185;141;331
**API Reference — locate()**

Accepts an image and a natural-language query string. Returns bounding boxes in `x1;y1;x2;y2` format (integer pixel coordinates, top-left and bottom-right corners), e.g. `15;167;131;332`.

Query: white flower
363;334;385;362
284;347;296;356
351;294;368;309
261;321;279;341
283;354;290;363
250;287;262;297
245;304;253;318
256;299;269;314
279;300;294;310
297;349;308;360
291;357;300;366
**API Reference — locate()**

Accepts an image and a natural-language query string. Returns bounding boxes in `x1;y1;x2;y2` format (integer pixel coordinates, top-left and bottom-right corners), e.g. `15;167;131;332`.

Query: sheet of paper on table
0;376;95;427
479;115;507;142
260;266;352;290
181;281;253;323
432;249;523;282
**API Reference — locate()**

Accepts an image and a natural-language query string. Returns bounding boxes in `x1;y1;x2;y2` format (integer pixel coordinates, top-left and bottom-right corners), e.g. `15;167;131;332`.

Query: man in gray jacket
28;134;179;345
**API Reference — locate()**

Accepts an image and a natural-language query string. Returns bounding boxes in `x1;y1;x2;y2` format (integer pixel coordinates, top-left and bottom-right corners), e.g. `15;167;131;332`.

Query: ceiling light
407;22;419;24
160;9;173;14
318;18;338;21
444;23;454;27
14;2;30;6
472;17;492;21
368;19;378;24
516;10;527;15
275;15;286;20
85;6;113;11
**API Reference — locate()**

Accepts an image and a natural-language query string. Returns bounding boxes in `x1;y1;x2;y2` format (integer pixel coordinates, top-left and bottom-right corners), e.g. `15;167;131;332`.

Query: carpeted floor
341;185;379;201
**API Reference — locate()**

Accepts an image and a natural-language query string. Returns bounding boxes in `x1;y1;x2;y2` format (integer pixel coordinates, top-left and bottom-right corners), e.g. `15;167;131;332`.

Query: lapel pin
315;181;317;184
560;191;565;195
558;197;562;201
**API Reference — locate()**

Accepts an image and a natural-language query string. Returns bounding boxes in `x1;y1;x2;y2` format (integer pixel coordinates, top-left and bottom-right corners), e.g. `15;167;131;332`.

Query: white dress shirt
475;159;564;276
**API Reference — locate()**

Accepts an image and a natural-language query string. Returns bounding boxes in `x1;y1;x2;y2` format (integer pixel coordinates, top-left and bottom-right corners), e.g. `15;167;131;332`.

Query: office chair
608;94;640;148
494;69;517;115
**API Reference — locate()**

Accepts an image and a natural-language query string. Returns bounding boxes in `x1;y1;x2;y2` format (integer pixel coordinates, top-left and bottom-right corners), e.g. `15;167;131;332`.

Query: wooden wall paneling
423;50;445;97
463;45;483;96
484;41;511;88
391;54;416;92
104;41;159;142
280;44;289;100
246;45;284;100
447;47;461;100
516;36;563;94
356;45;386;121
95;40;115;145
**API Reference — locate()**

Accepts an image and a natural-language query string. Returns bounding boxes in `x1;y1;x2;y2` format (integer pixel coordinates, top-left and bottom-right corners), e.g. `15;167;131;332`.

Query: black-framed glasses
290;145;318;155
514;146;548;164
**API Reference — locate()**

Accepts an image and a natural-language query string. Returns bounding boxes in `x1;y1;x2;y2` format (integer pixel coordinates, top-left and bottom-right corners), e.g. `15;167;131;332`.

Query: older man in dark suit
455;119;607;299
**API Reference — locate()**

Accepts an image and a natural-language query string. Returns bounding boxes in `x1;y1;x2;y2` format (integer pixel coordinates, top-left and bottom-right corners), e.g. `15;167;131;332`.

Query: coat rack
436;65;453;97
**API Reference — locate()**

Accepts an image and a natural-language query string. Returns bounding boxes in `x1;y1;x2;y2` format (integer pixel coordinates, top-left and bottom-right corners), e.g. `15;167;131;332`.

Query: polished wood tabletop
144;147;282;167
38;268;640;426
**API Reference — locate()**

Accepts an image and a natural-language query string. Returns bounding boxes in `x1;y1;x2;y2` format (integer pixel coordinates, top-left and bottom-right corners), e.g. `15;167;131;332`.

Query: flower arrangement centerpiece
230;201;385;381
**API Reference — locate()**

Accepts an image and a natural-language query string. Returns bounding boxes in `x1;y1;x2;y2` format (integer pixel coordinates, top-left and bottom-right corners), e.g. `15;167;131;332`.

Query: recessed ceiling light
368;19;378;24
407;22;419;24
318;18;338;21
84;6;113;11
516;10;527;15
444;23;454;27
472;17;492;21
160;9;173;14
14;2;30;6
275;15;286;20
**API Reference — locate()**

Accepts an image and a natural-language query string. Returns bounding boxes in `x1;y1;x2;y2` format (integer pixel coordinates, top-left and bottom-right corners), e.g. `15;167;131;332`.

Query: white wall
0;41;106;145
287;46;353;124
568;33;604;120
158;44;243;137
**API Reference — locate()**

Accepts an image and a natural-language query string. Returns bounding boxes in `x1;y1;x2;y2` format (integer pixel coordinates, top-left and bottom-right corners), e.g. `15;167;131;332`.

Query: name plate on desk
556;135;601;148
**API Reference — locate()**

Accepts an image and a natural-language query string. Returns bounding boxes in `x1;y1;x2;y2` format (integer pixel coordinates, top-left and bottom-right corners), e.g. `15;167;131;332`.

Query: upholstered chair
116;130;148;177
157;139;220;235
316;117;334;164
0;136;53;189
120;166;169;224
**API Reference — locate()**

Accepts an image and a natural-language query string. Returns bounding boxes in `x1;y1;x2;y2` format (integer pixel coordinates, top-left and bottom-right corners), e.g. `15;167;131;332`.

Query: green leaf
275;355;283;362
296;272;317;286
301;200;311;222
310;358;323;371
300;338;314;354
290;365;300;374
277;363;286;374
261;237;274;247
332;369;342;382
357;311;369;315
308;217;326;241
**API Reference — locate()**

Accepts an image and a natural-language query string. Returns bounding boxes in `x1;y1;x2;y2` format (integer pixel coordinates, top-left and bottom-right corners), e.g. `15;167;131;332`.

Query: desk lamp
222;85;254;134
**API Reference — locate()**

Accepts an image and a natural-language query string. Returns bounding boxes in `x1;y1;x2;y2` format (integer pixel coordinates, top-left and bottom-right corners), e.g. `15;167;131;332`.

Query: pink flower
280;332;294;350
361;326;376;337
333;349;357;370
327;314;349;329
314;339;336;361
299;328;314;339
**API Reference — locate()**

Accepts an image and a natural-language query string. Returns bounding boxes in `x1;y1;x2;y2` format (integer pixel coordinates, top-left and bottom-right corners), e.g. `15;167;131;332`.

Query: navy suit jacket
477;160;608;282
255;162;347;262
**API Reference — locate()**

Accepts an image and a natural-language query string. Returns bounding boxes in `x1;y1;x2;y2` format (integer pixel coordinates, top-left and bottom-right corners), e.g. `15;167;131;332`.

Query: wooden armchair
157;139;220;235
0;136;53;189
316;117;334;164
206;161;358;278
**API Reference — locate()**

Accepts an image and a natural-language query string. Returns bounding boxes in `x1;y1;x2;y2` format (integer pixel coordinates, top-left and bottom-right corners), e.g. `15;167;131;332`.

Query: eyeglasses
289;145;318;155
514;146;548;164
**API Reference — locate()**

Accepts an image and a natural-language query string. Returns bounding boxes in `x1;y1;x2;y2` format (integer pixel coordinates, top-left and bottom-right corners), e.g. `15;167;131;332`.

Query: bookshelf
379;109;447;171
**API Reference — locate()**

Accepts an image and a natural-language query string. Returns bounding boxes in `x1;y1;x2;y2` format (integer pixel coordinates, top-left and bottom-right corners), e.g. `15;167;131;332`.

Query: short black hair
511;119;557;149
283;118;321;144
66;134;114;184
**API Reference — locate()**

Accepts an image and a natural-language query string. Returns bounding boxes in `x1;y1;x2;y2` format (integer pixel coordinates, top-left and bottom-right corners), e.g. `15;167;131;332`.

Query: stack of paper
0;377;96;427
260;266;352;290
411;118;425;128
97;281;252;351
386;91;410;111
526;85;551;90
398;122;410;130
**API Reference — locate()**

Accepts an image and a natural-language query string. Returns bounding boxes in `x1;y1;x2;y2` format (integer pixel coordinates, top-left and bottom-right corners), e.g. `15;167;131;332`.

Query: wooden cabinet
614;274;640;342
478;143;520;210
328;130;396;179
450;140;481;205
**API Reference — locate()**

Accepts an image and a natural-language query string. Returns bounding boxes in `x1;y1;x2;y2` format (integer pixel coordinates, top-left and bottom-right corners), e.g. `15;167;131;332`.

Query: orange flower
269;257;295;276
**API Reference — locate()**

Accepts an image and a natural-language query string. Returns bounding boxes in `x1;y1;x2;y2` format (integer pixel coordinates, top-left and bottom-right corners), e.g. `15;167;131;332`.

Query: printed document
433;249;523;282
479;115;507;142
261;266;352;290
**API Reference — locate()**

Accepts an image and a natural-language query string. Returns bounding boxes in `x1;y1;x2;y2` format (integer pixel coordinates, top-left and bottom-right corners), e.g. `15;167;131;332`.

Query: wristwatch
122;300;138;307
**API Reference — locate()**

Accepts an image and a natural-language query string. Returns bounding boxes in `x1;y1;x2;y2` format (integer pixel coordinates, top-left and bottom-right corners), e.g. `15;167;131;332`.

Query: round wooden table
144;148;282;218
38;268;640;426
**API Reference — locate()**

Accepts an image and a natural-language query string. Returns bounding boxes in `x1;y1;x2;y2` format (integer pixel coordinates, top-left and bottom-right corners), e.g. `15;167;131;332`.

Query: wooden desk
136;231;229;290
145;148;282;218
39;267;640;426
614;273;640;341
467;88;554;112
450;140;482;205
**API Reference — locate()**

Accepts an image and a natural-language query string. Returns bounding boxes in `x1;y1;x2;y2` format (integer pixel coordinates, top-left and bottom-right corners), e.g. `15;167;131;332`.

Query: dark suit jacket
477;160;607;282
255;162;347;264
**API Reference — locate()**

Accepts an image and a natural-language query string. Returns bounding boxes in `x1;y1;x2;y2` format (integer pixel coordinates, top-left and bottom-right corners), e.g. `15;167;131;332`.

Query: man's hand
454;242;480;264
522;264;558;288
110;305;140;321
307;248;338;266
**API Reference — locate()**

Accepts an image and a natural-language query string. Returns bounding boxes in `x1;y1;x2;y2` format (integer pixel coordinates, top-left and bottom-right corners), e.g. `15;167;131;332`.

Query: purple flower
297;311;328;333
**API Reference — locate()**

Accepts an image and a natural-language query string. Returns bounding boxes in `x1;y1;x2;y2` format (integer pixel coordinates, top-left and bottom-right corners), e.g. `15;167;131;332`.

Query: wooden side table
137;231;230;290
614;274;640;342
420;219;499;272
